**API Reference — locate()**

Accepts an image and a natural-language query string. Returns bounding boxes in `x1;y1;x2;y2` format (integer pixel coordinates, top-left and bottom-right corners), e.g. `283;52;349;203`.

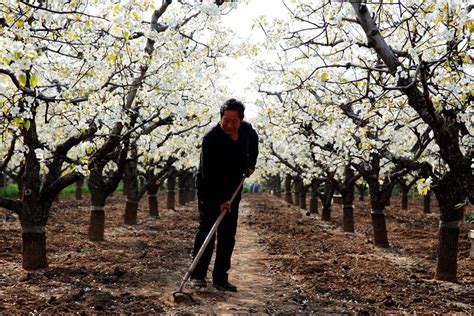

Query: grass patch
465;212;474;224
0;184;19;199
0;181;125;199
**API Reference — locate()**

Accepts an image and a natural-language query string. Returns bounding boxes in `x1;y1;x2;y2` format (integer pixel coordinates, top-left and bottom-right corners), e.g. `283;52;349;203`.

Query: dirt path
1;193;471;313
164;199;303;314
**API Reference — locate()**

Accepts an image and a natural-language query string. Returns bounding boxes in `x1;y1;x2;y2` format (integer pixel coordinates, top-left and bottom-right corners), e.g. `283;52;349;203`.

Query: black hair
220;98;245;120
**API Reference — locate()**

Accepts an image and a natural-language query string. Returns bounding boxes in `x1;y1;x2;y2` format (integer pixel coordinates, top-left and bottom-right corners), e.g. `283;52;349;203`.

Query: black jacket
196;121;259;205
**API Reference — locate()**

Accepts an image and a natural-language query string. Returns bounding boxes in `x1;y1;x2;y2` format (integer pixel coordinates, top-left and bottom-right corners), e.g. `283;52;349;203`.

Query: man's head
219;99;244;139
220;98;245;120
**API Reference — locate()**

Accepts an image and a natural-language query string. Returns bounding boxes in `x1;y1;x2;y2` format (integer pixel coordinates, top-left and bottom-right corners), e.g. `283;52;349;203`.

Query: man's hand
220;201;231;213
245;168;254;177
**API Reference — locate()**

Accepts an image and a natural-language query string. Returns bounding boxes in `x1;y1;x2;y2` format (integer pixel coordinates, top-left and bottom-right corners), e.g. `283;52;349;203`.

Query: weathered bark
21;225;47;269
436;225;460;281
284;175;293;204
371;210;389;248
433;172;466;282
167;172;176;210
88;205;105;241
343;205;354;233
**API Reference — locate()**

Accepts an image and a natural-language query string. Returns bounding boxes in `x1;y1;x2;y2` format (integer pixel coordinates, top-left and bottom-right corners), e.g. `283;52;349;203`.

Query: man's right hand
220;201;231;213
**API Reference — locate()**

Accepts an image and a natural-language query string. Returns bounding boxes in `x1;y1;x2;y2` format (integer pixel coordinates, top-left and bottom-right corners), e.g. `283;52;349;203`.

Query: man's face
220;110;242;137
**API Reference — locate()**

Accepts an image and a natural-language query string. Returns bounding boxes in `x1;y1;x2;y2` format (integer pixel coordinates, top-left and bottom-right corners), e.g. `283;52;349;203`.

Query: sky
220;0;289;119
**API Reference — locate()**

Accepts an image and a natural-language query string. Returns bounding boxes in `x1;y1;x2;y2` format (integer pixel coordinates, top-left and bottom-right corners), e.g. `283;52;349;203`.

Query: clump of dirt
0;192;472;314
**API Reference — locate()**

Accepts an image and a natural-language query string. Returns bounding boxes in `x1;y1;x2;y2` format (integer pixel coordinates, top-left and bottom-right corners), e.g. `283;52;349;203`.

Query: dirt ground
0;192;473;314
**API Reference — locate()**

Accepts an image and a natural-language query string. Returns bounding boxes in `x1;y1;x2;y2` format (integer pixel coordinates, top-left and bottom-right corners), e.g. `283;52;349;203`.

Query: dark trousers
191;195;240;283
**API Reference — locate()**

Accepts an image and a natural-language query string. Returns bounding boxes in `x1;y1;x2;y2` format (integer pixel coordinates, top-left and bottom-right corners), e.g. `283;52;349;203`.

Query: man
190;98;259;292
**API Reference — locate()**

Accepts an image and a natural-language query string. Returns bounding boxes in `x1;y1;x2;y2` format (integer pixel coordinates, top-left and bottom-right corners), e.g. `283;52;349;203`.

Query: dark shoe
213;280;237;292
190;277;207;288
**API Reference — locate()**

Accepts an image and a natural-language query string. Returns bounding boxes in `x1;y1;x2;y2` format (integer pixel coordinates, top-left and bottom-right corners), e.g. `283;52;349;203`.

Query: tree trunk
321;206;331;221
363;154;396;248
343;205;354;232
189;173;196;202
123;148;139;225
293;177;302;206
21;225;47;269
147;182;160;218
401;188;409;210
124;200;138;225
299;192;306;210
294;191;300;206
321;178;335;221
358;185;366;201
371;210;389;247
148;193;159;218
88;176;108;241
0;171;5;187
433;172;465;282
284;175;293;204
75;178;83;200
341;164;356;232
307;179;320;216
88;205;105;241
423;191;431;214
308;195;318;216
436;223;460;282
20;118;49;269
178;172;186;206
272;174;281;198
167;173;176;210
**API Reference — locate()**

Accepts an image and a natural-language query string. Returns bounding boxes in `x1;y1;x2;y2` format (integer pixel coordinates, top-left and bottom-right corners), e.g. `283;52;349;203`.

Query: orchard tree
0;0;245;267
266;0;473;281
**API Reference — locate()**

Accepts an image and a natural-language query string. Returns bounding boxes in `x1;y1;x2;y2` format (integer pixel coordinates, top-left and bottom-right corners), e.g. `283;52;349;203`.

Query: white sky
220;0;289;119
